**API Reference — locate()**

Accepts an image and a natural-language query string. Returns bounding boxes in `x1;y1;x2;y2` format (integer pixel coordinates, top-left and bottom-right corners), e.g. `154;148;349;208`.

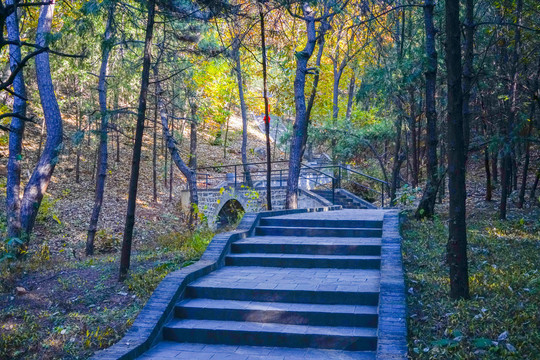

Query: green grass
403;212;540;359
0;228;215;359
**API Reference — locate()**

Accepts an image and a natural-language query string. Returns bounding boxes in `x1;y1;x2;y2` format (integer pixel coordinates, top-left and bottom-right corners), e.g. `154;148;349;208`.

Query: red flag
264;115;271;124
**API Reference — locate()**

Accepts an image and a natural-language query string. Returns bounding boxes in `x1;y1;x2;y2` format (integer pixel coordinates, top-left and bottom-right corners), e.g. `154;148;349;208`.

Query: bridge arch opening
216;199;245;229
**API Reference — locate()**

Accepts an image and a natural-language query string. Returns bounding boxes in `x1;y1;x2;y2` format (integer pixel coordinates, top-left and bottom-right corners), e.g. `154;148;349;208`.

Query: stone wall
180;187;331;228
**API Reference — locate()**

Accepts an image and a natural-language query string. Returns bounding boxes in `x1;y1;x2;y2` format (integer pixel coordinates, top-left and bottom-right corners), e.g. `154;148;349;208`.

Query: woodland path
135;209;406;360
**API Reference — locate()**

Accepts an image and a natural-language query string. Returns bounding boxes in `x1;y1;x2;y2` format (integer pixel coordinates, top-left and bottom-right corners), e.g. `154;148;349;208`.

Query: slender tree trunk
75;98;82;183
462;0;474;156
286;4;318;209
259;5;272;210
416;0;439;219
188;104;197;171
485;146;492;201
86;4;115;256
119;0;155;281
519;57;540;207
410;89;419;187
499;0;522;220
18;2;63;249
155;69;198;222
530;169;539;204
232;37;253;187
445;0;469;299
345;74;356;121
169;85;175;201
152;98;158;202
492;151;498;184
5;0;27;240
390;106;405;205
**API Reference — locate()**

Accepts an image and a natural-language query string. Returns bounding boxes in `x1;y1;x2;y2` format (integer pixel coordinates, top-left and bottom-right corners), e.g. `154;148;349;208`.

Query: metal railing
194;160;386;207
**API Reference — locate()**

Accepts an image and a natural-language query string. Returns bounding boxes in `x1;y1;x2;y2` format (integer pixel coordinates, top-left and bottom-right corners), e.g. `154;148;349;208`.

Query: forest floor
402;171;540;359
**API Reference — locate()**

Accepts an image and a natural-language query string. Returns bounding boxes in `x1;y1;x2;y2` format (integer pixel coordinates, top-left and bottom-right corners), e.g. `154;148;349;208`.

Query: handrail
193;160;388;207
197;160;289;171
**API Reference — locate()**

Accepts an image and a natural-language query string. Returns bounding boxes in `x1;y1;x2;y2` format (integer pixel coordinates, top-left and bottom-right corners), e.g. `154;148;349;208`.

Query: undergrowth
403;211;540;359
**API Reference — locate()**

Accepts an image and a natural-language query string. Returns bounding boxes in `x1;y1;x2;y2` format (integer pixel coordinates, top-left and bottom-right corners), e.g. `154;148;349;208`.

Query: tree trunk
519;57;540;207
18;3;63;248
119;0;155;281
86;4;115;256
462;0;474;157
5;0;27;241
155;69;198;223
286;4;318;209
492;151;498;184
409;89;419;187
345;74;356;121
530;169;539;204
390;106;404;205
188;104;197;170
499;0;522;220
152;97;158;202
416;0;439;219
445;0;469;299
232;37;253;187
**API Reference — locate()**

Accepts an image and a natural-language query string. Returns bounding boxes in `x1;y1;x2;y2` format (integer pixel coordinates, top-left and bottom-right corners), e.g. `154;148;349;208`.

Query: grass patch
0;227;215;359
403;212;540;359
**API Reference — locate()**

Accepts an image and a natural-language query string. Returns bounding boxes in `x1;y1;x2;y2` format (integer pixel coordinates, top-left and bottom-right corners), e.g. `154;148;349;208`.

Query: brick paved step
138;341;377;360
186;284;379;306
174;298;378;327
255;226;383;237
259;218;382;229
231;236;381;255
225;253;381;269
163;319;378;351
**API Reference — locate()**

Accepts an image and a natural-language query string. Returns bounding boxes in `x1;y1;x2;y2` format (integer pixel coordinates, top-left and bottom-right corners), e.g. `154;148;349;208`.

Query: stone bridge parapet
180;187;330;228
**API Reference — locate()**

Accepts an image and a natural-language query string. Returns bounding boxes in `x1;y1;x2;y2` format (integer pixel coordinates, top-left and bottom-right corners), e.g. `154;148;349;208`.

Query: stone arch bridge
179;161;385;229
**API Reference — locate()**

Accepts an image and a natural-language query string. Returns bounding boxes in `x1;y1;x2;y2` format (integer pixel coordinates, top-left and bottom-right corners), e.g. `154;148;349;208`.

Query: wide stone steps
186;281;380;306
155;211;385;358
232;236;382;255
255;226;382;237
138;341;377;360
312;190;370;209
163;319;378;351
174;298;378;327
226;253;381;269
259;217;382;228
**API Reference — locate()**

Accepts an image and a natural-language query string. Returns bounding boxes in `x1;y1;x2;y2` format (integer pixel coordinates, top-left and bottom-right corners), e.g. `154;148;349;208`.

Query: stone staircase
139;210;385;359
312;189;374;209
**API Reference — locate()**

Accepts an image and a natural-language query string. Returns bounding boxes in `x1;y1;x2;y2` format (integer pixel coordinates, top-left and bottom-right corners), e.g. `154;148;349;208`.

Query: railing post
338;166;342;188
381;183;384;207
205;174;208;189
332;178;336;205
234;165;237;188
280;169;283;187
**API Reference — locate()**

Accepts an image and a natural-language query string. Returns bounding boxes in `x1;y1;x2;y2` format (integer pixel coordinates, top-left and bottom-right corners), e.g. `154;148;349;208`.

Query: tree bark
19;2;64;247
345;74;356;121
188;103;197;170
416;0;439;219
6;0;27;241
517;56;539;208
155;69;198;223
462;0;474;156
499;0;522;220
119;0;155;281
286;3;318;209
232;37;253;187
86;3;115;256
445;0;469;299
